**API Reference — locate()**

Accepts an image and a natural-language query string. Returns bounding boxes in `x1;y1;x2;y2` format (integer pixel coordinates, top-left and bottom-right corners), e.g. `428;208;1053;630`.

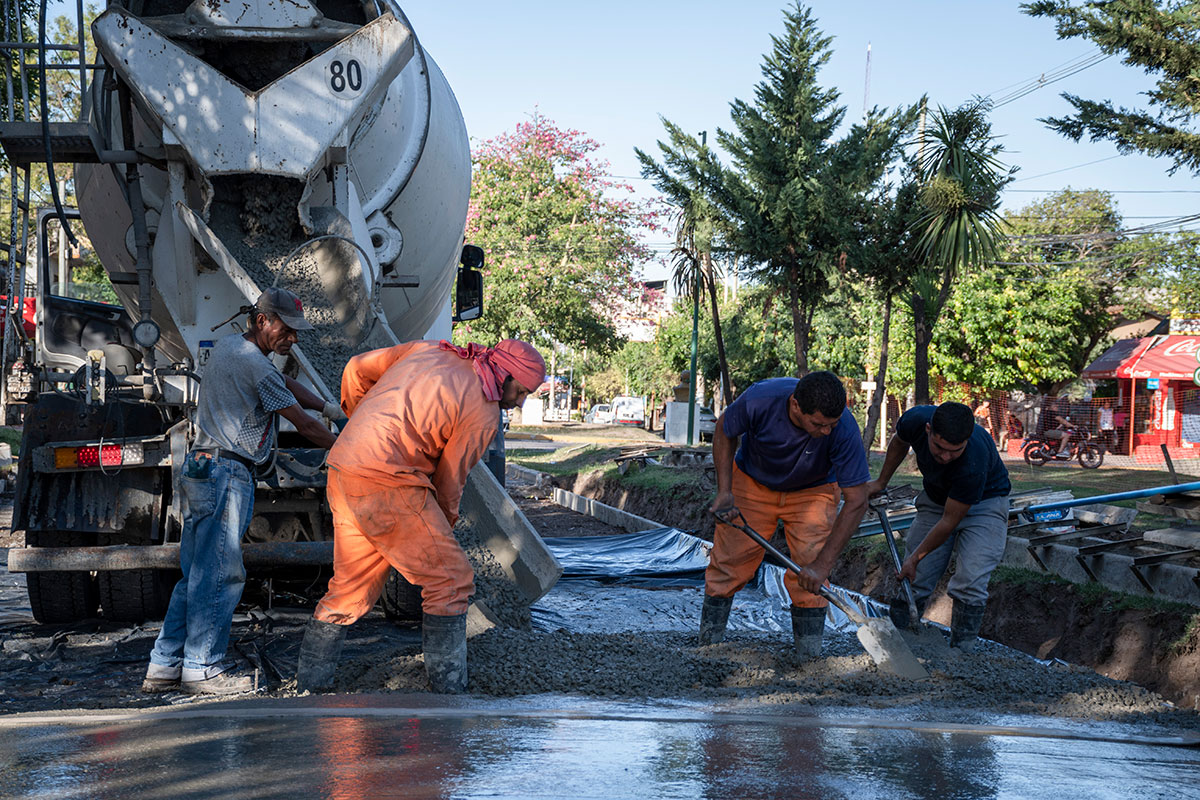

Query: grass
507;444;615;478
510;424;663;444
0;426;19;455
1171;614;1200;655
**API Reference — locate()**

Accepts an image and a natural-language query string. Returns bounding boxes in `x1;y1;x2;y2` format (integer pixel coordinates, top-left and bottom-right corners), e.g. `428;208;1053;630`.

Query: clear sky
399;0;1198;283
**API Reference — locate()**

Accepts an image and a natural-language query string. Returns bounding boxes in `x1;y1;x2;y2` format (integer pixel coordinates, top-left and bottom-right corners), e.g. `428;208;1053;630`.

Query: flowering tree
457;114;662;355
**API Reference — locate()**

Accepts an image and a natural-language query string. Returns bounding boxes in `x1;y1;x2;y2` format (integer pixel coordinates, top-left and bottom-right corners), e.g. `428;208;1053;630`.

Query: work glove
322;400;349;432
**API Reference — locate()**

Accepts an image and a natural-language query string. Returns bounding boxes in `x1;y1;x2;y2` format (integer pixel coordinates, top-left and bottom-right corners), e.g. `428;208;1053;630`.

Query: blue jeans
149;454;254;679
905;492;1009;607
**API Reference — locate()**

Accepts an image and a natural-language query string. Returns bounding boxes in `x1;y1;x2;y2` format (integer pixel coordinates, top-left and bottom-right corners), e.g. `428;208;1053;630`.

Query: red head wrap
439;339;546;402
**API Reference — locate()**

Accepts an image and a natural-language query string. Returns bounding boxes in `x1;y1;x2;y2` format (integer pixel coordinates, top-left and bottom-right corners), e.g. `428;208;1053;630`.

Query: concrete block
552;488;665;533
1073;503;1138;528
1003;535;1199;607
459;463;562;605
1145;528;1200;549
1138;499;1200;521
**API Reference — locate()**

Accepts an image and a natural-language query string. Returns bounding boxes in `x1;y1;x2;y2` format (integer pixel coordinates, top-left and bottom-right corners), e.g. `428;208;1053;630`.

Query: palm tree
636;121;733;404
670;196;733;405
908;100;1013;405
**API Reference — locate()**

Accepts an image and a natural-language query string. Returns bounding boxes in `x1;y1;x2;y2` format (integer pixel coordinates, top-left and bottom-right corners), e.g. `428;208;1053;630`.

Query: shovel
713;509;928;681
872;497;922;631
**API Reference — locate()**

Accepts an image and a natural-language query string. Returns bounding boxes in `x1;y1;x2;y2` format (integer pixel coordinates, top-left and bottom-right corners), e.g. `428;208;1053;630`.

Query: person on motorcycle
1043;396;1073;456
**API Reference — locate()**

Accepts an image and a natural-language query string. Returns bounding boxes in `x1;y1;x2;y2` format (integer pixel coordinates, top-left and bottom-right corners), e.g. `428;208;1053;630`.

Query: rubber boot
949;600;987;652
698;594;733;645
422;612;468;694
888;596;927;631
296;618;346;693
791;605;827;659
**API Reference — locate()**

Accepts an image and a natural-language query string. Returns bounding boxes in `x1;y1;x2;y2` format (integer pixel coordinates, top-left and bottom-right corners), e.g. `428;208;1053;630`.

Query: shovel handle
712;510;869;625
875;506;921;623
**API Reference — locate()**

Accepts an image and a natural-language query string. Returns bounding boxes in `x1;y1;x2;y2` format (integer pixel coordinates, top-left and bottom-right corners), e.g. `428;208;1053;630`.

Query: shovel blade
856;619;929;681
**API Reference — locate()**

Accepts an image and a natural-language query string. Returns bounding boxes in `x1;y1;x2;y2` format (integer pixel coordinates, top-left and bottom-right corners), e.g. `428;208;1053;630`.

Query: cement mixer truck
0;0;559;625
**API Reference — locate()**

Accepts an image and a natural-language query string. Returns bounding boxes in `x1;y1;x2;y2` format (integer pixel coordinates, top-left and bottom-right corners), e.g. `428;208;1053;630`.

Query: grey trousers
905;492;1009;607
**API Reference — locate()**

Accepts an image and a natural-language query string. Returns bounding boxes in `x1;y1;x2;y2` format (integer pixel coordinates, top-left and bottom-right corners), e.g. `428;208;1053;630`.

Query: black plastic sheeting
534;528;887;635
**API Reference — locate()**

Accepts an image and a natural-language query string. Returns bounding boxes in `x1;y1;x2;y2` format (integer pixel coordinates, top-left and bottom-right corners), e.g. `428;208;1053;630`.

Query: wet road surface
2;696;1197;799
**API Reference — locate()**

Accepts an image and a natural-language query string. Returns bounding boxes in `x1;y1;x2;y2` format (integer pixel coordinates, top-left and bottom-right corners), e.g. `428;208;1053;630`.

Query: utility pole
863;42;872;120
686;131;706;447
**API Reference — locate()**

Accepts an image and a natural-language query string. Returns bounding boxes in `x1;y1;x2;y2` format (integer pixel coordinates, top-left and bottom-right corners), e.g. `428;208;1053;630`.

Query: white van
610;396;646;426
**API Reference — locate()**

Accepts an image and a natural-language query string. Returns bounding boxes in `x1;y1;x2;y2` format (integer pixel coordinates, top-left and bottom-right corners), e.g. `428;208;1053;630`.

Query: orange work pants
314;468;475;623
705;464;840;608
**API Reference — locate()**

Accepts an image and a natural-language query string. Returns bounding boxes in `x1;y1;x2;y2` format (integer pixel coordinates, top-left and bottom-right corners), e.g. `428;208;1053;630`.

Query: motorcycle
1022;427;1104;469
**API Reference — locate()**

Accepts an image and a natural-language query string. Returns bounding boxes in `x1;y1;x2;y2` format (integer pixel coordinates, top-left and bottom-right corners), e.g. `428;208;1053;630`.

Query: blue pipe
1021;479;1200;517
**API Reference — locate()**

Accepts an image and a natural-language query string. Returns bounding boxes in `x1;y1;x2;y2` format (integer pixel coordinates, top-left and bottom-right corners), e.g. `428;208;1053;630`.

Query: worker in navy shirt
704;372;870;658
867;401;1011;651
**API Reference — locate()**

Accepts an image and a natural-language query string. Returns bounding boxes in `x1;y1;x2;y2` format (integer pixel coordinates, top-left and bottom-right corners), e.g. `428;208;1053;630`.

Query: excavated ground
1;473;1197;736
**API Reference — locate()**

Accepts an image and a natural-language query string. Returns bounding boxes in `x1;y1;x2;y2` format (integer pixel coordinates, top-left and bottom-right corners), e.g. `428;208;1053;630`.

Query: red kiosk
1082;335;1200;461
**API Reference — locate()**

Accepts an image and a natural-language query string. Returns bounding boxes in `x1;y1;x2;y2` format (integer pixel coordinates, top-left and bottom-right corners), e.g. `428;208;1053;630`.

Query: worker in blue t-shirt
703;371;871;658
866;401;1011;651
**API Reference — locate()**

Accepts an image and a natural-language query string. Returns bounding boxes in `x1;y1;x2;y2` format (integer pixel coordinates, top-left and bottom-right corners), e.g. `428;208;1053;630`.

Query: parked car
610;396;646;426
584;403;614;424
697;405;717;441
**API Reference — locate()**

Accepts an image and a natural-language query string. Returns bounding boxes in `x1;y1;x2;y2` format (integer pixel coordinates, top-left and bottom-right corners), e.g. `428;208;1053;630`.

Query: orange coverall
314;341;499;621
706;464;840;608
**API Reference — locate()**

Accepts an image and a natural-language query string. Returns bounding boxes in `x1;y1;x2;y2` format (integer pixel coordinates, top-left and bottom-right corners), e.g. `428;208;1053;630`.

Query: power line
988;50;1112;108
1011;155;1124;183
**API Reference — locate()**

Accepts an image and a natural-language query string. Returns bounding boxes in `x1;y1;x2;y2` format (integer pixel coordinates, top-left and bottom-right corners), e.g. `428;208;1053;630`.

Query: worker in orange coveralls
295;339;545;694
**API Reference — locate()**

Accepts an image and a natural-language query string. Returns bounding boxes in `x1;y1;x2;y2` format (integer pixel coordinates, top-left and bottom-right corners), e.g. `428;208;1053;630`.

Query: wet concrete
1;697;1197;799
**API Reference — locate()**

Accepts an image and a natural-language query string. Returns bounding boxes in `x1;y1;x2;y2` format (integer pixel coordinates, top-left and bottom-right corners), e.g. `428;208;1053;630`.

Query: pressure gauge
133;319;161;349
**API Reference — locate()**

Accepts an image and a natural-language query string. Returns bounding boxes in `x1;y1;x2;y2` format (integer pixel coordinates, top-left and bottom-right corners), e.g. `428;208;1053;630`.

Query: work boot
698;594;733;645
790;605;827;659
888;596;927;631
949;600;987;652
296;617;347;693
141;663;180;693
422;612;468;694
181;669;255;696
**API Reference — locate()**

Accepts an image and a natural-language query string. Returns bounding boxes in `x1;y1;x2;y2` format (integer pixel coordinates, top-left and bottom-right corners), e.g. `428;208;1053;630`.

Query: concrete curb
1003;535;1199;608
551;488;666;534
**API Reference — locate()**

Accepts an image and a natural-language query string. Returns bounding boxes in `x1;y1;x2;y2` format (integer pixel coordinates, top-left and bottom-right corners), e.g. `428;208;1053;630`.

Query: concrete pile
208;175;369;399
329;626;1196;728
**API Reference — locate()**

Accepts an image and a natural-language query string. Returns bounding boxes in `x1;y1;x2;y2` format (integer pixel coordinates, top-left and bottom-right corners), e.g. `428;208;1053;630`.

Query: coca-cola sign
1161;338;1200;358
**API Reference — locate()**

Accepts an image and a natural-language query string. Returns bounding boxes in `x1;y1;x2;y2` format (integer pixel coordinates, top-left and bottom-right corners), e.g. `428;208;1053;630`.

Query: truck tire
381;569;422;622
25;530;100;623
98;569;176;623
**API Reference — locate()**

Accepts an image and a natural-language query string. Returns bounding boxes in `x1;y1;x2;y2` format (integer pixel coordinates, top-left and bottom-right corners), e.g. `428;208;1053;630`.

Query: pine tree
1024;0;1200;174
713;2;910;375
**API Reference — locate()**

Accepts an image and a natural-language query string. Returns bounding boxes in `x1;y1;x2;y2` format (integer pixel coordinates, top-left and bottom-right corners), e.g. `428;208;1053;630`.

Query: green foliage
636;121;734;398
907;100;1013;404
585;339;676;402
1024;0;1200;175
932;189;1163;392
458;113;661;355
639;2;914;374
69;250;118;304
911;101;1013;301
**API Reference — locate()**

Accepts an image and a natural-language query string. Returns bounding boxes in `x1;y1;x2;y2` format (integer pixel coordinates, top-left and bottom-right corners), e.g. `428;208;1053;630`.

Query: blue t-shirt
722;378;870;492
896;405;1011;506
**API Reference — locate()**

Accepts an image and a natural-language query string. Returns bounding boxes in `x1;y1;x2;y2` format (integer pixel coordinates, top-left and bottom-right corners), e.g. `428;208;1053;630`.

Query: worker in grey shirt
142;288;338;695
867;401;1010;652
